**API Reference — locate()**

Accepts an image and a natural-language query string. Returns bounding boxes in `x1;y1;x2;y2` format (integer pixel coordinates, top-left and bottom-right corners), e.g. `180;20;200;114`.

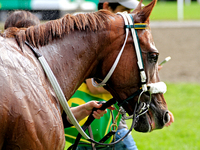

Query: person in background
4;10;110;128
4;10;40;30
98;0;142;13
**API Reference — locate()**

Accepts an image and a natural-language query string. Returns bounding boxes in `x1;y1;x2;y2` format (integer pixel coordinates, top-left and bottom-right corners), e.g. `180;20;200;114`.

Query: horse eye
148;52;158;63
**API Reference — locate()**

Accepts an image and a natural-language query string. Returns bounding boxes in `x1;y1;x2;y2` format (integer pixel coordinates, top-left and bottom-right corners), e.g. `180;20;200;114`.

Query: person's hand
84;101;115;119
69;101;115;123
158;65;163;71
165;111;174;127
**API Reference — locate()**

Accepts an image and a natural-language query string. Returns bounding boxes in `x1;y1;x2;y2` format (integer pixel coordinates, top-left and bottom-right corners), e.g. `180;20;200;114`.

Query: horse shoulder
0;38;65;149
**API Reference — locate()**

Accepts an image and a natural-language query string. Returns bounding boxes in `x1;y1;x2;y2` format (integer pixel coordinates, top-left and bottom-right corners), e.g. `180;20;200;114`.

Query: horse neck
39;29;111;100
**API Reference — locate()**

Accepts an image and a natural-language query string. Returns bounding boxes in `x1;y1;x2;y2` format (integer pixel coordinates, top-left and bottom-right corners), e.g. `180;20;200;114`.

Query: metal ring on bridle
110;124;118;132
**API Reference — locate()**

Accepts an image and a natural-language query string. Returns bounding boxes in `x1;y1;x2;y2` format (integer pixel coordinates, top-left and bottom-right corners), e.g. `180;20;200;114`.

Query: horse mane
3;10;114;48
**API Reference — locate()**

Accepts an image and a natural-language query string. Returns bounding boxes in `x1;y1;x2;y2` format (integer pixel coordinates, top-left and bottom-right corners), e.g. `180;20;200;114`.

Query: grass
126;83;200;150
146;1;200;20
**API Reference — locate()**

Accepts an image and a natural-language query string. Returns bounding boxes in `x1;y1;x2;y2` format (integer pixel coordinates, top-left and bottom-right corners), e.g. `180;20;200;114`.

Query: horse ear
132;0;143;13
134;0;157;23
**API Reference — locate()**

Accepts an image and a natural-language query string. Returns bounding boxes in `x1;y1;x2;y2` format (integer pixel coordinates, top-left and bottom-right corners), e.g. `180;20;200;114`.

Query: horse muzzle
133;82;169;132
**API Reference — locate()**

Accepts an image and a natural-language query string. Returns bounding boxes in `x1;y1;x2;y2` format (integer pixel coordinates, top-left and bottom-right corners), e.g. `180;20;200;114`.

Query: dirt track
150;21;200;83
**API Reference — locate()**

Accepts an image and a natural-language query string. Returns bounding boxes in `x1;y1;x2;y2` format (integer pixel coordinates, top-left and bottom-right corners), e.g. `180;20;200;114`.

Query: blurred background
0;0;199;21
0;0;99;21
0;0;200;149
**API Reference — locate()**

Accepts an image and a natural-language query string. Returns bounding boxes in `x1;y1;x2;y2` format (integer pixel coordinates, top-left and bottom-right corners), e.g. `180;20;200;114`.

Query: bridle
92;12;150;114
25;12;167;150
92;12;148;92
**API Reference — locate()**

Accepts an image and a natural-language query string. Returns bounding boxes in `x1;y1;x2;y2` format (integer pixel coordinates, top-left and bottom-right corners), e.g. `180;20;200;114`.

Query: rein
25;41;92;141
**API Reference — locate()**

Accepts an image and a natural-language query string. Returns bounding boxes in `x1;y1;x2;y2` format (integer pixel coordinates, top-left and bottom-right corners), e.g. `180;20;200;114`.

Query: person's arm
65;101;114;126
86;79;110;94
69;101;106;121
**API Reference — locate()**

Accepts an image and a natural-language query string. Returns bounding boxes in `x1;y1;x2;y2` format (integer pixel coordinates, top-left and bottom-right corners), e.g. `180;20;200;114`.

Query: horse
0;0;169;149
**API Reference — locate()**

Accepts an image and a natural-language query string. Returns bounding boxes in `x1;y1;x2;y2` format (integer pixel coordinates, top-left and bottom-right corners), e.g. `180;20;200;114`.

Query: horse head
95;0;169;132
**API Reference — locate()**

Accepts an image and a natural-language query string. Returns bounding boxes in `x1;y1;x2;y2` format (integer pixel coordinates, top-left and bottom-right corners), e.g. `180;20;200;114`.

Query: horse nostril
163;111;170;124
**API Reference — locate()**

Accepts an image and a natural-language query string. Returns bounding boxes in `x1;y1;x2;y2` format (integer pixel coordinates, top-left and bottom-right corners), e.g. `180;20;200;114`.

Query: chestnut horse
0;0;169;149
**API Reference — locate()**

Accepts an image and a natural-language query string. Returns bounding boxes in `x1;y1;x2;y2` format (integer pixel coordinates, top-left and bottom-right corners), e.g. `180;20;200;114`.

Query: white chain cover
147;82;167;94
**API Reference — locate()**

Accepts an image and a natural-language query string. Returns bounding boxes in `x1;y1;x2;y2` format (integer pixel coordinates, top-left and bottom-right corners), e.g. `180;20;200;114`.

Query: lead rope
25;41;91;141
88;125;96;150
